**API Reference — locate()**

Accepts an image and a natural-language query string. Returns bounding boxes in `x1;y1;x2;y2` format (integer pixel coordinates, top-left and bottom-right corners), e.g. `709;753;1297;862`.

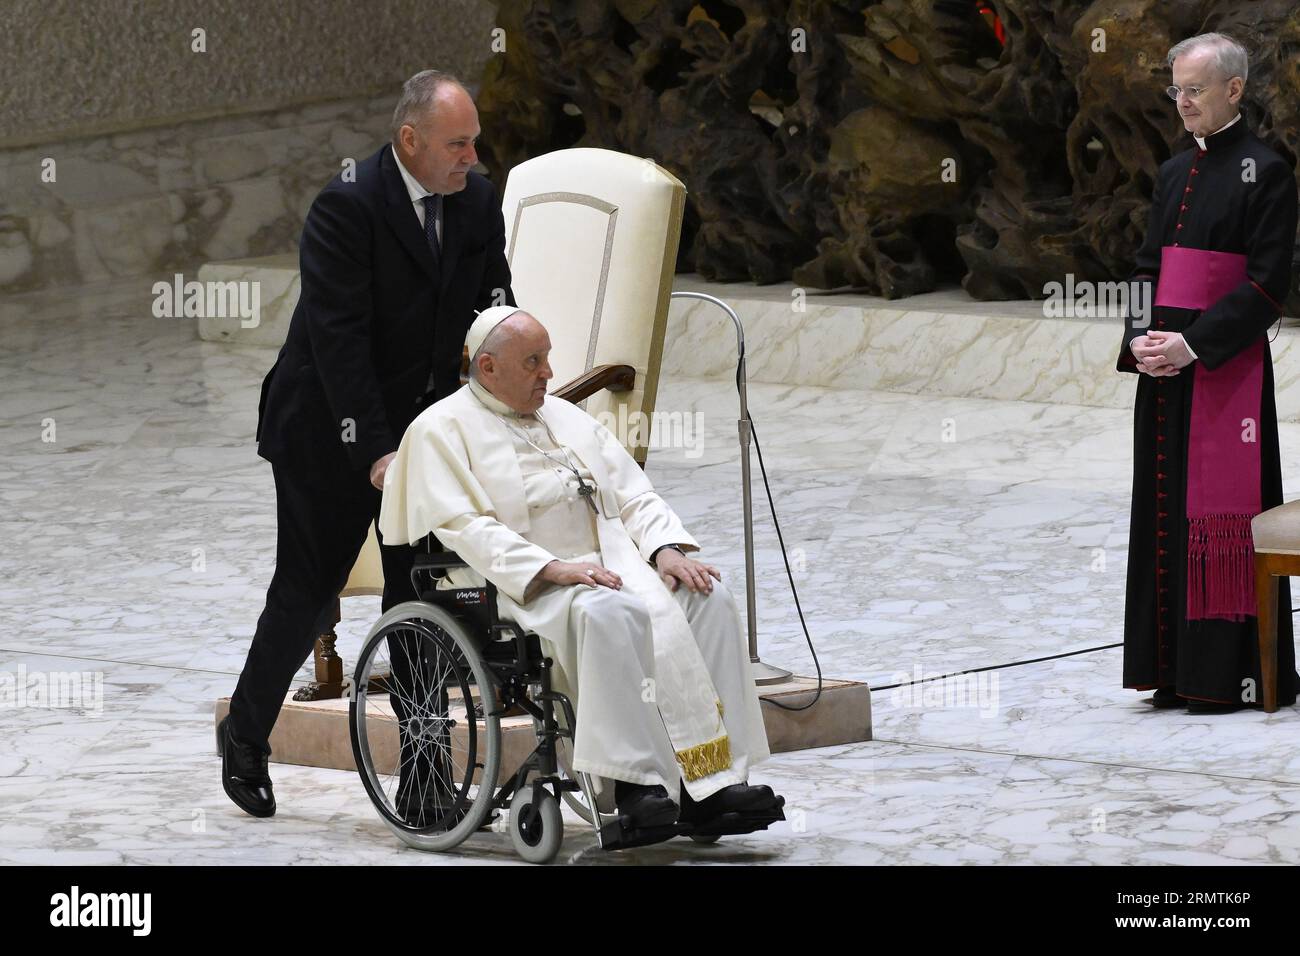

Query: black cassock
1117;116;1299;705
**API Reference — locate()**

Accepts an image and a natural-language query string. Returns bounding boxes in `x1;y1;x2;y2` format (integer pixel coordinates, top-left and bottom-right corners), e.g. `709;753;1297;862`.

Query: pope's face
396;85;480;194
1171;47;1243;139
480;316;553;414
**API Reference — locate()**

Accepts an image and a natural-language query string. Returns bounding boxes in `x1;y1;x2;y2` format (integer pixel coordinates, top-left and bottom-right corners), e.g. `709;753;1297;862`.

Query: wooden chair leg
1254;553;1278;714
293;597;345;702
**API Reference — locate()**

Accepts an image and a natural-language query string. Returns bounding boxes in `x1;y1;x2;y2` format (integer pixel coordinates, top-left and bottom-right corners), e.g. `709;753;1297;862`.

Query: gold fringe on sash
675;734;732;781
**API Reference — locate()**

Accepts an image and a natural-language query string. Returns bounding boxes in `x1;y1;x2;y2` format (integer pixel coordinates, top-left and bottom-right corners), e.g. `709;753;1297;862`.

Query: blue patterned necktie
422;194;441;271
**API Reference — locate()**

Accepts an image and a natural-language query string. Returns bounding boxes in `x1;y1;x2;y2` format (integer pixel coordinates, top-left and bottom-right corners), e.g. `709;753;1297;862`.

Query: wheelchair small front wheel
509;786;563;864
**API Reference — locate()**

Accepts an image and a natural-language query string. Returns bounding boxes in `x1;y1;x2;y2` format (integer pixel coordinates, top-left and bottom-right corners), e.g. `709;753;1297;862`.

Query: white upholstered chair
499;146;686;462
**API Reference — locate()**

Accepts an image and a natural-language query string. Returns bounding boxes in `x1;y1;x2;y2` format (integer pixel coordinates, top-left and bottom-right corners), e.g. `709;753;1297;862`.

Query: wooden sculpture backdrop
475;0;1300;309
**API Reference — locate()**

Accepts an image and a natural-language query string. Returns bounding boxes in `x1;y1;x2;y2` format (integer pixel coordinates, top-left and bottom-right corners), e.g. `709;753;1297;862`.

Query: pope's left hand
655;548;721;593
1137;330;1195;371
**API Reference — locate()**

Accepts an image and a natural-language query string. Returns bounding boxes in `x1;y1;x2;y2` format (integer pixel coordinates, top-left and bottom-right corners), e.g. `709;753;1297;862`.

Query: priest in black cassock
1118;32;1300;714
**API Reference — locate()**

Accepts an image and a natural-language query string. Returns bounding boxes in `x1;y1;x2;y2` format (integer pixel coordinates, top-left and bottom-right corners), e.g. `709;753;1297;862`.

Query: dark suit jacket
256;144;514;474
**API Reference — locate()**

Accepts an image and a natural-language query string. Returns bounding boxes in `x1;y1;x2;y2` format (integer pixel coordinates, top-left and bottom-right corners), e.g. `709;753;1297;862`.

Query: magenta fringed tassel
1187;513;1256;622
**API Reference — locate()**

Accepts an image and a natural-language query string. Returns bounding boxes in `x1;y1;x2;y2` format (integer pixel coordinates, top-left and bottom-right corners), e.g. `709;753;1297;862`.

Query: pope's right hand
539;559;622;590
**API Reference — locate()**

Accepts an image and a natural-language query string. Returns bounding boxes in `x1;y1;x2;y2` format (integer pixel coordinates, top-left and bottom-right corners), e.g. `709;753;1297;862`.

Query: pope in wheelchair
353;304;784;862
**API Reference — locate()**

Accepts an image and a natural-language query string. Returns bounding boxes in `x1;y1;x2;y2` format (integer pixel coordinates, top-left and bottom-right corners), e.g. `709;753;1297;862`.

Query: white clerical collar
392;146;434;203
468;377;534;419
1194;112;1241;151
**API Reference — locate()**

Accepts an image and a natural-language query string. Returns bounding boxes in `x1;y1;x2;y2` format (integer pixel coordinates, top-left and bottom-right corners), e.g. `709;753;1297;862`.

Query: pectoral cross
576;478;598;514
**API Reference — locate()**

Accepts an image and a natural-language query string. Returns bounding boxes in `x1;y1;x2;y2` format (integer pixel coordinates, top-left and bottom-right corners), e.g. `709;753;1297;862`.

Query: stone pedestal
214;675;870;772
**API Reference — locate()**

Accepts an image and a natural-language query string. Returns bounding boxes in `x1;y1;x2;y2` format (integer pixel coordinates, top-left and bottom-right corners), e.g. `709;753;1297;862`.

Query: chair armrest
553;364;636;404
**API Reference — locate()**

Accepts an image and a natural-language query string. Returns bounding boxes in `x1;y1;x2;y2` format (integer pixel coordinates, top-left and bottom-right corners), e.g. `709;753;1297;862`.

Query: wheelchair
347;548;785;864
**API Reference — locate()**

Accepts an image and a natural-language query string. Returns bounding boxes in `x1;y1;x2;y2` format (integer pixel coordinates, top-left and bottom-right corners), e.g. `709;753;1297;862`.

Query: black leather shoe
1187;699;1246;714
396;785;459;828
614;781;678;828
679;782;780;825
1149;686;1186;709
217;716;276;817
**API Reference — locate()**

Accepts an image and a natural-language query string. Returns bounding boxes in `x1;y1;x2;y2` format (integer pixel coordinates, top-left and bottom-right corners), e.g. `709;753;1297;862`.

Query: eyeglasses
1165;79;1233;101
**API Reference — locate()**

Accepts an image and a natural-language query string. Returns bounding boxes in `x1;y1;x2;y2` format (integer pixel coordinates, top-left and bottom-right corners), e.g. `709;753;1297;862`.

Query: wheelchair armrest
412;551;469;571
409;549;471;596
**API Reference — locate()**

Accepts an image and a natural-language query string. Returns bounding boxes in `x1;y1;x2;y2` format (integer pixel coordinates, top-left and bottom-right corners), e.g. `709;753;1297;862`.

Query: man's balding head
472;311;553;414
391;70;480;195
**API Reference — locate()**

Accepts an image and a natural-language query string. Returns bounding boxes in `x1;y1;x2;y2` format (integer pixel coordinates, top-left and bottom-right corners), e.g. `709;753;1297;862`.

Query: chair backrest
500;147;685;462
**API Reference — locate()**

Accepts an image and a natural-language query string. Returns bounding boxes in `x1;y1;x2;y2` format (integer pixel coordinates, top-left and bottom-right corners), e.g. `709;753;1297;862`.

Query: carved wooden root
478;0;1300;310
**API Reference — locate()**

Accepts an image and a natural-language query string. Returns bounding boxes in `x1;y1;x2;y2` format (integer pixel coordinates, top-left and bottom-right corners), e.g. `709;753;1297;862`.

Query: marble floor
2;279;1299;865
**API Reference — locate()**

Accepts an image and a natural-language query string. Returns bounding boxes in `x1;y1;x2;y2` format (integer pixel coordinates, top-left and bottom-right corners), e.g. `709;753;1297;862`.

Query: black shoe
1187;699;1246;714
679;782;780;825
1149;686;1186;709
614;781;678;829
396;790;460;829
217;716;276;817
395;770;462;829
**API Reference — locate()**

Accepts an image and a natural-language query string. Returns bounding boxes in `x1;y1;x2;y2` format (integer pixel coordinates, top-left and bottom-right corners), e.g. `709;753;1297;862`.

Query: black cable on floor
870;641;1123;692
872;603;1300;694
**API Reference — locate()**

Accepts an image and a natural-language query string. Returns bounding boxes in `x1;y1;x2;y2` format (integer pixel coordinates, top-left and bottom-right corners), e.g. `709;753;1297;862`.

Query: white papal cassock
378;377;770;803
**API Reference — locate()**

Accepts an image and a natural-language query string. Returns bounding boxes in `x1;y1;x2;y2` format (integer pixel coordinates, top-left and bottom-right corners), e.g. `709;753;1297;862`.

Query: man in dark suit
219;70;514;818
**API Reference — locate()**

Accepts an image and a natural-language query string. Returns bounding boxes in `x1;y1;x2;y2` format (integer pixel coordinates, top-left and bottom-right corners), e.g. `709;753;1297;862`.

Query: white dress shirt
393;147;443;246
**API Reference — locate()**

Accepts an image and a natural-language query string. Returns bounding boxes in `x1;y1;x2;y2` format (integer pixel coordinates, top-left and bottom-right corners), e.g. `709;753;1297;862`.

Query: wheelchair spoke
353;616;492;833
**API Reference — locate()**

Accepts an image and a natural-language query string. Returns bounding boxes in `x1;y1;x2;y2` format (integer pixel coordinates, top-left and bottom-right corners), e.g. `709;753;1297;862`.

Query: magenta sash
1154;245;1260;622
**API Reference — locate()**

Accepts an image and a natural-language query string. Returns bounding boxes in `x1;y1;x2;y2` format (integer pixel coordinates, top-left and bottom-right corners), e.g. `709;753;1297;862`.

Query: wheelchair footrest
597;817;682;851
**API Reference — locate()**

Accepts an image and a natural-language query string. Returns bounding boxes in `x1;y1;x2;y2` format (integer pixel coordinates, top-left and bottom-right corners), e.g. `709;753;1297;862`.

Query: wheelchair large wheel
350;601;501;852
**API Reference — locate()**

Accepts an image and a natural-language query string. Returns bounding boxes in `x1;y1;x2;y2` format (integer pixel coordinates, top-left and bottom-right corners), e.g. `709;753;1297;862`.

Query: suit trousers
229;460;420;755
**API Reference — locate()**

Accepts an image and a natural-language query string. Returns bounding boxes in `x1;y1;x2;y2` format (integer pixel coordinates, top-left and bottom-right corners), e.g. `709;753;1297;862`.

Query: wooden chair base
1253;551;1296;714
292;631;345;702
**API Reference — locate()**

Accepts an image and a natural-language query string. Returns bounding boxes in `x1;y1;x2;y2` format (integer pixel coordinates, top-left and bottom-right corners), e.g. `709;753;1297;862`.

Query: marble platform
4;276;1300;866
211;675;869;775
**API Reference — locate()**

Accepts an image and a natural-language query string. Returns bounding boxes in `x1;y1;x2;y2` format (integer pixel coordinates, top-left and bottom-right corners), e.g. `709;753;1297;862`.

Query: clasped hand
1131;330;1194;376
